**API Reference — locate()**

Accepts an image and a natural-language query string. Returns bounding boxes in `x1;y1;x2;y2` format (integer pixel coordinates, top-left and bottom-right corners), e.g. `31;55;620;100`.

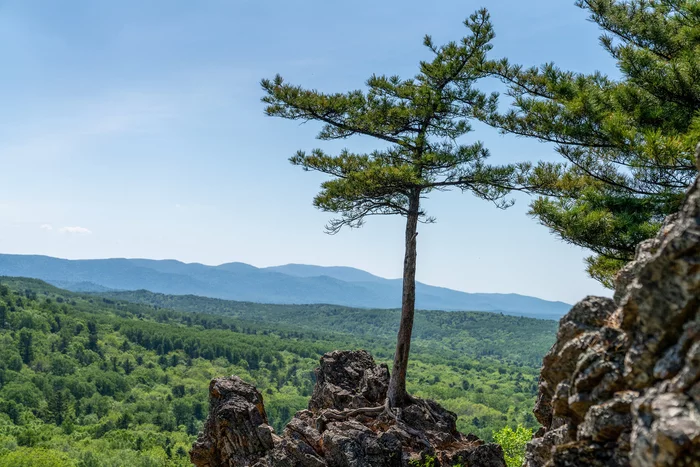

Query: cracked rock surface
191;350;505;466
525;160;700;466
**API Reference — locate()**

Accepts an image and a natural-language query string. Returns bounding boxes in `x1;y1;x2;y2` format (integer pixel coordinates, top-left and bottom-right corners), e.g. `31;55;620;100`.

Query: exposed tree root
318;405;385;423
315;399;432;448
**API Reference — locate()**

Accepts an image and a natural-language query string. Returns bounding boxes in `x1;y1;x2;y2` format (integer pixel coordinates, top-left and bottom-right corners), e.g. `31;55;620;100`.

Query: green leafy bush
493;424;533;467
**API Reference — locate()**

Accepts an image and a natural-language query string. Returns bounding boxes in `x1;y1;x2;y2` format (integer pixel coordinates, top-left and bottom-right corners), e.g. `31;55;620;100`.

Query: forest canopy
0;277;554;466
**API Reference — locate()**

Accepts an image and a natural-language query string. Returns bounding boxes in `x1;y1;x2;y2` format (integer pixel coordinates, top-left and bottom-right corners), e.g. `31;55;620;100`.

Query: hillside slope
97;288;557;367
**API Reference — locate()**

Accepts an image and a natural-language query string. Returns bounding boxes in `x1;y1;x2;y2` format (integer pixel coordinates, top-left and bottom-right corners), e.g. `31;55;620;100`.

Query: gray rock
191;350;506;467
309;350;389;412
525;166;700;466
190;376;275;467
630;391;700;467
577;392;635;442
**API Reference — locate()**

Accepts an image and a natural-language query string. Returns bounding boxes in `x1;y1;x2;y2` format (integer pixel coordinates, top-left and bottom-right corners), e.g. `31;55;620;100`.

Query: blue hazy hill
0;254;571;319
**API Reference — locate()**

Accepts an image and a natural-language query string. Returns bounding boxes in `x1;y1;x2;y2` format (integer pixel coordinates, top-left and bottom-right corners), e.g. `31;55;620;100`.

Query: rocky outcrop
525;151;700;466
308;349;389;413
191;350;506;467
190;376;275;466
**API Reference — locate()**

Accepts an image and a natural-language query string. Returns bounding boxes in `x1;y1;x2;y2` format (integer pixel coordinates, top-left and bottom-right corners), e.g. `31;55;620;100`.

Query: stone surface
190;376;275;467
191;350;506;467
525;166;700;466
308;350;389;412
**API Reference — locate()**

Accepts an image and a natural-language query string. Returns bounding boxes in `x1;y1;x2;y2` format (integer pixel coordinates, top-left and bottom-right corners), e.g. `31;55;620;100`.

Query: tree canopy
481;0;700;286
261;10;528;233
262;9;528;407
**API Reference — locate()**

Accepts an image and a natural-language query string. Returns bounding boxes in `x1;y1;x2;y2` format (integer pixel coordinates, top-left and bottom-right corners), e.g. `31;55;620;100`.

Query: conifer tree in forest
262;10;526;408
18;329;33;365
48;389;69;426
481;0;700;286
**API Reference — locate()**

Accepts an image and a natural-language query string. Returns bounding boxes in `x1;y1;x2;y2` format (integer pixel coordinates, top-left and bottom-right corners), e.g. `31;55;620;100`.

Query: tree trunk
387;190;420;408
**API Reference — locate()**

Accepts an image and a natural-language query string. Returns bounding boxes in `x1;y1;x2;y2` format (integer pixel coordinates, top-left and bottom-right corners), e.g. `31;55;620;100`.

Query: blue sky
0;0;617;303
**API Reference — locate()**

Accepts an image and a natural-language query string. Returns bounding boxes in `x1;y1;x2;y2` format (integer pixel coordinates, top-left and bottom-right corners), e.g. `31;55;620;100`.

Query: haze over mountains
0;254;571;319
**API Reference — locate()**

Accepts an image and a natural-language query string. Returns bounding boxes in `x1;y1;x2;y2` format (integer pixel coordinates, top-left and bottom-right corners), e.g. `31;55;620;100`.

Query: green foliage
261;9;526;233
262;9;537;406
100;289;557;368
493;425;533;467
409;454;438;467
0;277;552;462
0;447;75;467
482;0;700;286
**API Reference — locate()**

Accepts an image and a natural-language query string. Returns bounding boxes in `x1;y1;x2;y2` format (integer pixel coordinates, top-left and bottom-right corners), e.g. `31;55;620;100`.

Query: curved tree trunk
387;190;420;408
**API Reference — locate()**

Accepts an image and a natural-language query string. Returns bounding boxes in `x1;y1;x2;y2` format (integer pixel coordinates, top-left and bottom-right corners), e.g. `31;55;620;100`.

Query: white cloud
59;226;92;235
40;224;53;230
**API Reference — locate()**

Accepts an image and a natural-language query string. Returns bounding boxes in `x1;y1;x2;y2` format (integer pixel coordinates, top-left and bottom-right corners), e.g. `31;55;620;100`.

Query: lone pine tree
262;9;525;408
481;0;700;287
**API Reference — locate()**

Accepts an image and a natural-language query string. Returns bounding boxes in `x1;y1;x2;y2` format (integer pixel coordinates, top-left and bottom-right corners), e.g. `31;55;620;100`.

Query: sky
0;0;619;303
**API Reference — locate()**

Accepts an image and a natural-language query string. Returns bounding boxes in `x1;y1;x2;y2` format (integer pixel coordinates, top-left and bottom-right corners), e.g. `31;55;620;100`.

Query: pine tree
122;358;133;375
18;330;33;365
87;320;99;352
117;412;132;429
164;437;173;459
481;0;700;286
48;389;70;426
262;10;525;408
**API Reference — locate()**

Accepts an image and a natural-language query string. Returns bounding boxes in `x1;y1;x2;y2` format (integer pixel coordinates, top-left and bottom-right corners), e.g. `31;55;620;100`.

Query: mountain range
0;254;571;319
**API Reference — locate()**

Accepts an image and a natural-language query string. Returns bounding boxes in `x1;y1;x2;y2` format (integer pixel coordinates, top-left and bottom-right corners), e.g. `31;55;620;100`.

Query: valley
0;277;556;466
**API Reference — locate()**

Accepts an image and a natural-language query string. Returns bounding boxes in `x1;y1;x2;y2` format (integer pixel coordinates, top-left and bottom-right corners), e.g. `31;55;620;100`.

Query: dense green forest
0;277;555;466
99;290;557;367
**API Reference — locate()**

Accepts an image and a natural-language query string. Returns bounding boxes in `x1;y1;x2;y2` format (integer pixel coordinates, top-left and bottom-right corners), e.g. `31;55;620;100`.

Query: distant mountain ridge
264;264;386;283
0;254;571;319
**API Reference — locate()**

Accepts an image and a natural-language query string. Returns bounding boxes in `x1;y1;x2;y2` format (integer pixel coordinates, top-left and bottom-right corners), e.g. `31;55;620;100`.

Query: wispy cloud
0;91;179;162
40;223;53;230
59;226;92;235
0;59;261;164
174;202;219;214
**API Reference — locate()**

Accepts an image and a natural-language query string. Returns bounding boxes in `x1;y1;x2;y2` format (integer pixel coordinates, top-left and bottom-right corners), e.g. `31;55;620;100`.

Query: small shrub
493;424;533;467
